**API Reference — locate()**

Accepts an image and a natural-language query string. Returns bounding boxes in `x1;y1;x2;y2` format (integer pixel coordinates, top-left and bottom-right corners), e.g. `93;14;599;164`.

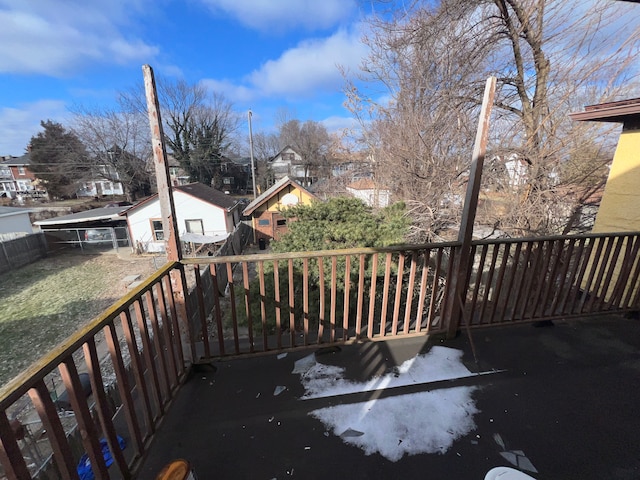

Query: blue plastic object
77;435;126;480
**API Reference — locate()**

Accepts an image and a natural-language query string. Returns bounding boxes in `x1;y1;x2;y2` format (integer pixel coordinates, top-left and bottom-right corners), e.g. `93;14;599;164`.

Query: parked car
84;228;114;244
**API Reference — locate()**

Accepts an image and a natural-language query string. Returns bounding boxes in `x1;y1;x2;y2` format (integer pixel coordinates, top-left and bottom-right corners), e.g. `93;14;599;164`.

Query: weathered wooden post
142;65;196;362
444;76;496;338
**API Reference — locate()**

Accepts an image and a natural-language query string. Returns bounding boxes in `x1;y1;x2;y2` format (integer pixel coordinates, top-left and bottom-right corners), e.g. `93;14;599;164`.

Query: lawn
0;253;159;387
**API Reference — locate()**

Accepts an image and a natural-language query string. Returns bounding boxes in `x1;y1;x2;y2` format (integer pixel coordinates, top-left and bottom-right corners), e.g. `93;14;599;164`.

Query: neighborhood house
125;182;242;253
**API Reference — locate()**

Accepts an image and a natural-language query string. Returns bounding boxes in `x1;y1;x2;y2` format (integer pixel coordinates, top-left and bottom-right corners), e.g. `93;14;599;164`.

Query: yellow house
570;98;640;233
242;176;317;246
570;98;640;302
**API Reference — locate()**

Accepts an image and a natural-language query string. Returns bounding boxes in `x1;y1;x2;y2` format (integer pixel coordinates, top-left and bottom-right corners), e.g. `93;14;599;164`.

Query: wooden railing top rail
181;242;460;265
0;260;179;410
469;231;640;246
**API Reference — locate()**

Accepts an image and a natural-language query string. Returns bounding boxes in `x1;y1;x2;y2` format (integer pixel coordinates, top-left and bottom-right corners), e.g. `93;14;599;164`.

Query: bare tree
71;106;153;201
347;0;640;238
120;78;241;187
278;119;331;186
251;131;280;190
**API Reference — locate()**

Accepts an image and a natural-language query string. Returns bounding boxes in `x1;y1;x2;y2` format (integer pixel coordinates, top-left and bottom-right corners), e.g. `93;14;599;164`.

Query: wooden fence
0;233;48;274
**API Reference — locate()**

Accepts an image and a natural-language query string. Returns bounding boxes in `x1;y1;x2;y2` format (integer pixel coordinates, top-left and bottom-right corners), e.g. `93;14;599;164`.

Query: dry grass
0;252;160;386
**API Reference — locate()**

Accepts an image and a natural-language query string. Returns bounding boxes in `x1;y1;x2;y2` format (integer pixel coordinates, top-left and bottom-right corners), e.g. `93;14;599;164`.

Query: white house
346;179;391;208
0;207;34;240
124;183;241;253
76;165;125;198
269;146;309;185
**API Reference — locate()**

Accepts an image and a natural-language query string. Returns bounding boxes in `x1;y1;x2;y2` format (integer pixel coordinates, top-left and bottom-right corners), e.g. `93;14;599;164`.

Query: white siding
0;212;33;235
127;191;233;253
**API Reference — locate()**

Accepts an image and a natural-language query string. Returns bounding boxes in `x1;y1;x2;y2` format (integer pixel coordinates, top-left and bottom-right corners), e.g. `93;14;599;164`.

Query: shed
242;176;317;244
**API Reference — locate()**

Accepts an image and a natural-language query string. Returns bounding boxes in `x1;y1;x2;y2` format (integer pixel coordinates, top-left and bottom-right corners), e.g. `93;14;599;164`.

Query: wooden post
143;65;194;362
445;76;497;338
142;64;182;262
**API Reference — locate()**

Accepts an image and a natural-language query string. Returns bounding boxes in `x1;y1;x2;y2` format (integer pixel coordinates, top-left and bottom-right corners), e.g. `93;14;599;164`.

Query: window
185;219;204;234
276;219;287;226
223;177;233;185
151;219;164;241
258;219;270;226
17;166;26;175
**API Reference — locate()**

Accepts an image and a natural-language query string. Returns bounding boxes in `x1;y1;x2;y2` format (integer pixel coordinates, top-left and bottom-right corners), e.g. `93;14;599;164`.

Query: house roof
346;178;389;191
243;176;315;216
124;182;239;215
569;98;640;123
0;153;31;167
0;206;32;218
34;206;129;226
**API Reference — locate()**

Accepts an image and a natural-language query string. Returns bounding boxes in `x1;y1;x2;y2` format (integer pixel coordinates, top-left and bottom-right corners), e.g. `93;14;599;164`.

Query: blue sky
0;0;374;156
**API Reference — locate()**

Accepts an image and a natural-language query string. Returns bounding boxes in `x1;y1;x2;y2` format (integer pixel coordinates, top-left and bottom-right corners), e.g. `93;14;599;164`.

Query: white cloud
0;0;158;76
321;115;360;133
199;0;356;31
251;29;367;98
200;27;368;106
0;100;69;156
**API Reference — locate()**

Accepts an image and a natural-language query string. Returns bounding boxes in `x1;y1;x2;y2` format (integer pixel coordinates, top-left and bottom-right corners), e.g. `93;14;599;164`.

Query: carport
34;206;131;252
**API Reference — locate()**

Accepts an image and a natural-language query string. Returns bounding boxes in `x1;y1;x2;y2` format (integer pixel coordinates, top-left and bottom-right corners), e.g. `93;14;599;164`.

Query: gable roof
125;182;239;215
270;145;300;162
0;206;32;218
1;153;31;167
243;176;316;216
34;206;129;226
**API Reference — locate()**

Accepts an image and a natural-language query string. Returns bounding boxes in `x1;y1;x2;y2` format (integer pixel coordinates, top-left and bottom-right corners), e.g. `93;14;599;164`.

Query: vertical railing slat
303;258;310;345
243;262;255;353
194;264;211;359
104;322;144;455
566;237;592;315
155;280;179;391
83;338;131;479
273;260;282;349
162;274;186;376
120;310;155;437
489;243;511;324
258;261;268;350
404;252;418;334
145;289;170;406
226;262;240;354
621;237;640;309
209;264;226;356
468;245;488;325
343;255;351;341
288;258;296;347
428;249;444;329
132;293;164;423
58;359;110;480
356;254;365;338
478;244;499;324
391;253;405;336
28;380;77;480
330;257;337;343
317;258;326;344
595;235;625;311
367;253;378;338
415;249;430;333
380;253;392;337
0;411;31;480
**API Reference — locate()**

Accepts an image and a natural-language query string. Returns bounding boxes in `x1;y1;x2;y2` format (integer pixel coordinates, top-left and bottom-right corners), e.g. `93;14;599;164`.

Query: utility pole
248;110;257;199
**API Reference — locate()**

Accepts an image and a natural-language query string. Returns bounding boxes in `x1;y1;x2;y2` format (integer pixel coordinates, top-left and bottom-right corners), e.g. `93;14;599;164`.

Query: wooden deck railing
1;232;639;478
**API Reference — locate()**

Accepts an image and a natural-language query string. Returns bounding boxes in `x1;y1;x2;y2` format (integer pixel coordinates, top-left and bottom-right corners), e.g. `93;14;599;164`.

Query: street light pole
248;110;257;199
